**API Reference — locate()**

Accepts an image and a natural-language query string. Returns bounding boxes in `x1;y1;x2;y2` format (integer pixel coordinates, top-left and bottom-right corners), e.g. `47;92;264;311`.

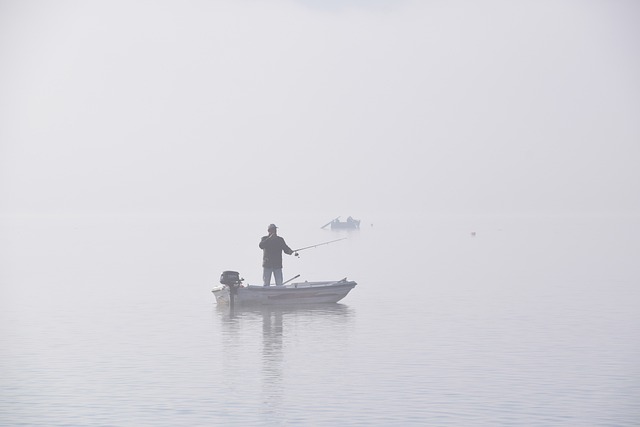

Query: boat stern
211;285;230;304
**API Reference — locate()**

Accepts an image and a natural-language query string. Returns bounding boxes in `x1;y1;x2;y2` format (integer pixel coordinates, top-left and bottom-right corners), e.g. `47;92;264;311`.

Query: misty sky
1;0;639;217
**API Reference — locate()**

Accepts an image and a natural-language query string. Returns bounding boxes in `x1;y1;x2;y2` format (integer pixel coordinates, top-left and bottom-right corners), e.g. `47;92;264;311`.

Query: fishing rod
293;237;347;256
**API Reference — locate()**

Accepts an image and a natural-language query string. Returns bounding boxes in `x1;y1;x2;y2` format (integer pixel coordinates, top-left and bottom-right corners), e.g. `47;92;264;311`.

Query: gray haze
2;2;640;425
1;0;639;218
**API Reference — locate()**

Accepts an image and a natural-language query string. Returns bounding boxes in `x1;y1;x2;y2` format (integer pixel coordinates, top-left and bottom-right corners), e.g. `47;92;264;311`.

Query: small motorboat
212;271;357;306
322;216;360;230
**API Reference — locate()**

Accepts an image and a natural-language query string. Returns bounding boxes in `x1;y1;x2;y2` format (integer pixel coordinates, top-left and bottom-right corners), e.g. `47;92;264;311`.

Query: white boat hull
212;279;357;306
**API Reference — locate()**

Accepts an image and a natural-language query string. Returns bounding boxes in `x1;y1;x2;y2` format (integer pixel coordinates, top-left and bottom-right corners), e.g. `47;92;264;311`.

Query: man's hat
268;223;277;230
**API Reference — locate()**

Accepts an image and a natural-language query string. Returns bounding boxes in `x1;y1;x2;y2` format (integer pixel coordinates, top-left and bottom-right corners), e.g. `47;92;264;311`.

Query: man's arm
281;238;294;255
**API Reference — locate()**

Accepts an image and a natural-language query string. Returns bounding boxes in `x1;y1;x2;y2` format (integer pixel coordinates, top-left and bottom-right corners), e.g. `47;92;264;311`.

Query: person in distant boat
259;223;294;287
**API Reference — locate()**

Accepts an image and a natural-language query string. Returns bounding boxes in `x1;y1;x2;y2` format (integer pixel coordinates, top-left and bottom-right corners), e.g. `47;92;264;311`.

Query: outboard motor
220;271;243;308
220;270;242;286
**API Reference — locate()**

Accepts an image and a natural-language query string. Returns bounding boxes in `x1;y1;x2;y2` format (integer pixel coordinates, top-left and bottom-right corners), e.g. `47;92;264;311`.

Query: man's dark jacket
259;235;293;268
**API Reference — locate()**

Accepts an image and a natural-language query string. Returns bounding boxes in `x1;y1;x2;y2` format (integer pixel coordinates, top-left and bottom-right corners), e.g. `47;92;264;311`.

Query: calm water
1;213;639;426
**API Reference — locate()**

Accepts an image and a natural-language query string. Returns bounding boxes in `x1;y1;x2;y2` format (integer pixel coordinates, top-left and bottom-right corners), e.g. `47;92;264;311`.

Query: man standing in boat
259;223;294;287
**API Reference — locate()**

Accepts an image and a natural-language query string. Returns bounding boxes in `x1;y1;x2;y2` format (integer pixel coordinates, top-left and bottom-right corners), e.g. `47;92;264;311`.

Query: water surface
1;213;638;425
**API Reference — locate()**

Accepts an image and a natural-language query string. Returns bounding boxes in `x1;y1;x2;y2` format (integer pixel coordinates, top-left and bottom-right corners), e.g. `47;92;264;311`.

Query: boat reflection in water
215;303;356;420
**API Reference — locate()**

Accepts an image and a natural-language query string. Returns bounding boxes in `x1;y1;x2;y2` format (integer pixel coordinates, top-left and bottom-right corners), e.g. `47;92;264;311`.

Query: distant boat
212;278;357;306
321;216;361;230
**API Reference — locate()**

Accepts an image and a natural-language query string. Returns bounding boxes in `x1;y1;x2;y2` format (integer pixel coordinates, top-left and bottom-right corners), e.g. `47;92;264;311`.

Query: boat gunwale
245;280;356;291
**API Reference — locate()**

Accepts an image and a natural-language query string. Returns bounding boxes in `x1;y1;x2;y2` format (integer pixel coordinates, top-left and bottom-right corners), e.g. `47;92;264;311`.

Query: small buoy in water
471;232;476;237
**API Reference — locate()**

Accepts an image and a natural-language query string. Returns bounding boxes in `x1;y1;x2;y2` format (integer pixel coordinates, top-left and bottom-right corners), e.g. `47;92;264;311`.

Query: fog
1;0;639;219
2;4;640;424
